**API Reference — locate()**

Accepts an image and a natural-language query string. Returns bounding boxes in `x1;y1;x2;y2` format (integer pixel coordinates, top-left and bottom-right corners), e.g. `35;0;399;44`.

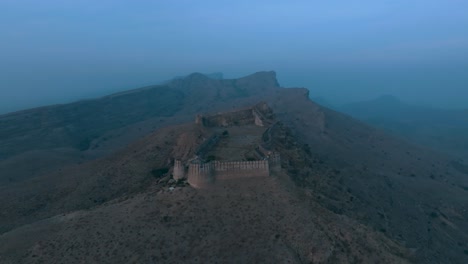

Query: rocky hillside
0;114;411;264
0;72;280;185
1;72;468;263
339;95;468;160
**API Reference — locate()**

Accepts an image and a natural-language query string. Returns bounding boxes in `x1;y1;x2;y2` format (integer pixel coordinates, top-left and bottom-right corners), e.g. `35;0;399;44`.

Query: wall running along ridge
174;153;281;188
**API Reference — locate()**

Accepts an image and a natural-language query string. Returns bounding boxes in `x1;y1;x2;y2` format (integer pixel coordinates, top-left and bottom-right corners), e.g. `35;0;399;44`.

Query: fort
173;102;281;188
195;101;274;128
174;153;280;188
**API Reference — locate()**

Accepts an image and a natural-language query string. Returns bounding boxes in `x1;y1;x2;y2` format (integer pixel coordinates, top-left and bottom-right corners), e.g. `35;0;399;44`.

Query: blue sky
1;0;468;113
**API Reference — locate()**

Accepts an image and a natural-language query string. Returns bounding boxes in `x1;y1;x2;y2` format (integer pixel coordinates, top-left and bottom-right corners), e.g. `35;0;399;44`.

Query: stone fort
173;102;281;188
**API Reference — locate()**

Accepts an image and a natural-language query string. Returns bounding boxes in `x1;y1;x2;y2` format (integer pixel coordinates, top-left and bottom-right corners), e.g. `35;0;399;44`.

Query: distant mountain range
0;72;467;263
338;95;468;160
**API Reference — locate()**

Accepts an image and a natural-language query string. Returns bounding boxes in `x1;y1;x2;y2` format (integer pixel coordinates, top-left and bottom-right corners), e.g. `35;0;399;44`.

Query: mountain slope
0;175;411;264
1;72;468;263
271;92;468;263
0;87;185;159
0;72;280;185
0;119;412;263
339;95;468;160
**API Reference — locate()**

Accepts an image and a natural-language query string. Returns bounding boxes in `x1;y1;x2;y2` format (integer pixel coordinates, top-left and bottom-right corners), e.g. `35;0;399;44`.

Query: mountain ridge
339;95;468;160
1;72;467;263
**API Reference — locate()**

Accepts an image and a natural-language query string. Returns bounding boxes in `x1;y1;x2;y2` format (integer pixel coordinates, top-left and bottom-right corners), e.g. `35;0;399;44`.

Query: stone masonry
174;154;280;189
172;102;281;188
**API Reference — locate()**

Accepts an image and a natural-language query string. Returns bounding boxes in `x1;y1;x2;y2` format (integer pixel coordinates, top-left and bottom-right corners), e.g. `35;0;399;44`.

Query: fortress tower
173;160;186;180
269;152;281;174
195;114;204;125
187;162;215;188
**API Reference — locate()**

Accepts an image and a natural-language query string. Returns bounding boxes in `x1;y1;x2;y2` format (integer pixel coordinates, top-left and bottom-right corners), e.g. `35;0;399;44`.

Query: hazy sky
1;0;468;113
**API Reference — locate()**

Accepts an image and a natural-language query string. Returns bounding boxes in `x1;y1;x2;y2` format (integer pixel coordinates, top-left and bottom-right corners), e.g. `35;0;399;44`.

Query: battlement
211;160;269;180
187;162;215;188
174;153;280;188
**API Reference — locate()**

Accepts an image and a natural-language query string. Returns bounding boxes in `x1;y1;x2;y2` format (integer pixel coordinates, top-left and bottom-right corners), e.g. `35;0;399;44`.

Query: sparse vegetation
0;71;466;264
205;155;217;162
151;168;169;178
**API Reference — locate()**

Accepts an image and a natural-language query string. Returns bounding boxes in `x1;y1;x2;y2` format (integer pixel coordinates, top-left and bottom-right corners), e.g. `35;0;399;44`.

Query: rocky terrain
339;95;468;160
0;72;467;263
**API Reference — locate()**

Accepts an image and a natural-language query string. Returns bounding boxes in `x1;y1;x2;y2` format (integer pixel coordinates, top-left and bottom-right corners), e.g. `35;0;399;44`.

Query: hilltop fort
173;102;281;188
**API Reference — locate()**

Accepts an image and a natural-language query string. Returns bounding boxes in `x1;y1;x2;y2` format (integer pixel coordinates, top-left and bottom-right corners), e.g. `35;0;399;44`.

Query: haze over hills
0;72;468;263
0;72;277;185
339;95;468;160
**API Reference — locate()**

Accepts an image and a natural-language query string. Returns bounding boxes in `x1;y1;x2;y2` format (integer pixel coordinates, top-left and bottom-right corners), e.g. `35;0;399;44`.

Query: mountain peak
238;71;280;88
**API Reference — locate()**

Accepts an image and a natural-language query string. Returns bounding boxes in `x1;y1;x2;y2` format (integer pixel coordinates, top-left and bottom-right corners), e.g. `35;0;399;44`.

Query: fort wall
268;152;281;173
213;160;269;180
187;162;214;188
174;102;280;188
175;153;280;188
195;102;274;128
202;109;257;127
173;160;185;180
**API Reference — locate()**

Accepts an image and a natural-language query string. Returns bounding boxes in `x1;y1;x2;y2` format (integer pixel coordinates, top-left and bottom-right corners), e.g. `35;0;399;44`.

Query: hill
339;95;468;160
0;72;467;263
0;71;279;185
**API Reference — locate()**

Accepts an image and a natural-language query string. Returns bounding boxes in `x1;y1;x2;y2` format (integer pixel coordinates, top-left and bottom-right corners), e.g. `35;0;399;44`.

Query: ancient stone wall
213;160;269;180
195;102;274;128
183;159;274;188
202;109;256;127
173;160;185;180
173;102;281;188
260;122;279;149
187;162;214;188
268;152;281;173
174;152;280;188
